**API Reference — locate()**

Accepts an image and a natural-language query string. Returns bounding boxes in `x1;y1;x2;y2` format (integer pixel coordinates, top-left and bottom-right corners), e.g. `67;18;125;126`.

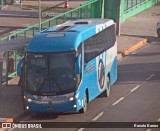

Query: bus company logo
98;59;105;90
85;63;95;74
2;123;11;128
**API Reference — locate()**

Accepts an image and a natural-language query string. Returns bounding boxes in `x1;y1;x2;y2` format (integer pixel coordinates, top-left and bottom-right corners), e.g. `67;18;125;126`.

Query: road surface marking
112;97;124;106
157;118;160;121
92;111;104;122
130;85;140;93
78;111;104;131
146;129;152;131
78;128;85;131
145;74;155;81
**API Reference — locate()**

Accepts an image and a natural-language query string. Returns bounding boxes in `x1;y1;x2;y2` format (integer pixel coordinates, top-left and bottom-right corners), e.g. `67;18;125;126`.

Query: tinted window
25;52;76;95
84;25;116;63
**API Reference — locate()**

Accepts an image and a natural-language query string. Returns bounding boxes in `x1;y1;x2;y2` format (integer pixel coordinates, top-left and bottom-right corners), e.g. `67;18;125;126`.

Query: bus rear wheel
157;29;160;38
79;93;87;113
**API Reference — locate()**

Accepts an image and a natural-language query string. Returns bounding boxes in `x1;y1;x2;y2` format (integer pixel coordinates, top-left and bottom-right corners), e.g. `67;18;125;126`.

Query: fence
122;0;159;21
0;0;103;42
0;0;103;78
0;0;159;78
104;0;158;22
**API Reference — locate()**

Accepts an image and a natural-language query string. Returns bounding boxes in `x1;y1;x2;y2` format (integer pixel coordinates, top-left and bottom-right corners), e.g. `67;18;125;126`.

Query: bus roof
27;19;114;53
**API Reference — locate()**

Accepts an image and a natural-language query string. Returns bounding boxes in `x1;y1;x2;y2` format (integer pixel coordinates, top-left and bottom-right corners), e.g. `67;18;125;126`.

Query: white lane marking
92;111;104;122
78;112;104;131
112;97;124;106
78;128;85;131
130;85;140;93
145;74;155;81
118;70;160;73
112;73;155;106
157;118;160;121
146;129;152;131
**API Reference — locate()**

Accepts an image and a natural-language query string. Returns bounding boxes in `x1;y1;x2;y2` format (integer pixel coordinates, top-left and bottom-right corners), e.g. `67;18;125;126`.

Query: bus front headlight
27;98;32;102
69;97;74;101
24;96;27;100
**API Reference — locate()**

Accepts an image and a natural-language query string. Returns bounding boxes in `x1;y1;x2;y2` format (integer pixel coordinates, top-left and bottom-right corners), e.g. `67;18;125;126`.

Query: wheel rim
106;78;110;97
84;94;87;107
98;60;105;90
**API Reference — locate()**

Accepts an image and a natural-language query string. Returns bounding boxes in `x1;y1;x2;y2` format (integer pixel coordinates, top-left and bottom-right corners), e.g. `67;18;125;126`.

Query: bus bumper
24;100;78;113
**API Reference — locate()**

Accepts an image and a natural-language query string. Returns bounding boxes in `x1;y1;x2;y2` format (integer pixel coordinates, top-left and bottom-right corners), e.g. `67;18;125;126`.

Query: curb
117;38;148;60
0;118;13;122
3;111;26;123
12;111;27;122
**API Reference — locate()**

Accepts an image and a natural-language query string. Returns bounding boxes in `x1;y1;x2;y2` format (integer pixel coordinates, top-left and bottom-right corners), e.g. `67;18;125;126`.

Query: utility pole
116;0;121;36
38;0;42;32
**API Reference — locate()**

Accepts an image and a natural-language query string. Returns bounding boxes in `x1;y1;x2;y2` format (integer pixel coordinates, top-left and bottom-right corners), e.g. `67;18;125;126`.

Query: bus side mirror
17;56;25;76
76;54;81;74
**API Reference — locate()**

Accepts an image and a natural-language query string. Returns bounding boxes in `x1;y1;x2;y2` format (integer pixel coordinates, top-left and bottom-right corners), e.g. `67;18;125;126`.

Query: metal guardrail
124;0;151;13
0;0;100;78
0;0;99;42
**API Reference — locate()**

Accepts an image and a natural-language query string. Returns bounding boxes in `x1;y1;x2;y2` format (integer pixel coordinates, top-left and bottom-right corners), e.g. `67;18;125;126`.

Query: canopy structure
0;38;31;87
0;38;31;53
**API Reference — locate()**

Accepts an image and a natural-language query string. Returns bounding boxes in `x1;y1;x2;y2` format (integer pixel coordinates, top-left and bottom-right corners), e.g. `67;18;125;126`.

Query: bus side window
84;25;116;64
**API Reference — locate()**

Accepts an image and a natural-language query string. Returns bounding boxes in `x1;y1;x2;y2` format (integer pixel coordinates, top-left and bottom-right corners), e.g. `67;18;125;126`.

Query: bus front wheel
102;77;110;97
106;77;110;97
79;93;87;113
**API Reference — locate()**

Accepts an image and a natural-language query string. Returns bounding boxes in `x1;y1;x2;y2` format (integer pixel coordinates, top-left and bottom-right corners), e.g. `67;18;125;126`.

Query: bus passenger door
83;59;97;102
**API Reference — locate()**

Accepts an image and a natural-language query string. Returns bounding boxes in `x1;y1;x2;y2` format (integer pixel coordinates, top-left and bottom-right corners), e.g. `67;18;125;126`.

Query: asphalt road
85;41;160;131
12;38;160;131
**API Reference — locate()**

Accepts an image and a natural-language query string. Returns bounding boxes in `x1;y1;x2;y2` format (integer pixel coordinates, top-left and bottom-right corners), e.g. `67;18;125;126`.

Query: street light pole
38;0;41;32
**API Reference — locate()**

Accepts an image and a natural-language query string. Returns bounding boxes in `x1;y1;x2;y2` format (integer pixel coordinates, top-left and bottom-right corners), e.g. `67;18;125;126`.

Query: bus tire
79;93;87;113
21;89;25;110
157;29;160;38
102;76;110;97
106;77;110;97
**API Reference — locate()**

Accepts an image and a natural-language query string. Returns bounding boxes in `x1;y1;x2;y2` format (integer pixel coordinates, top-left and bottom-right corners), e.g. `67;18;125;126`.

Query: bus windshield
25;52;76;95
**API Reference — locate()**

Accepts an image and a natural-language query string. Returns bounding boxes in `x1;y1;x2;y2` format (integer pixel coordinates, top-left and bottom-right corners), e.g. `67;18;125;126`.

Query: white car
157;21;160;38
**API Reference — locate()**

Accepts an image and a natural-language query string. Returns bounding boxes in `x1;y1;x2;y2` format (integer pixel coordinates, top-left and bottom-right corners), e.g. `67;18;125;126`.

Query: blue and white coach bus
18;19;117;113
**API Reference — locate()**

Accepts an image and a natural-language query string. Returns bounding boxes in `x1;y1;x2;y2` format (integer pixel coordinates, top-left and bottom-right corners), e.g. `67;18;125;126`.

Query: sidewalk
0;2;160;123
0;77;23;122
117;2;160;54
